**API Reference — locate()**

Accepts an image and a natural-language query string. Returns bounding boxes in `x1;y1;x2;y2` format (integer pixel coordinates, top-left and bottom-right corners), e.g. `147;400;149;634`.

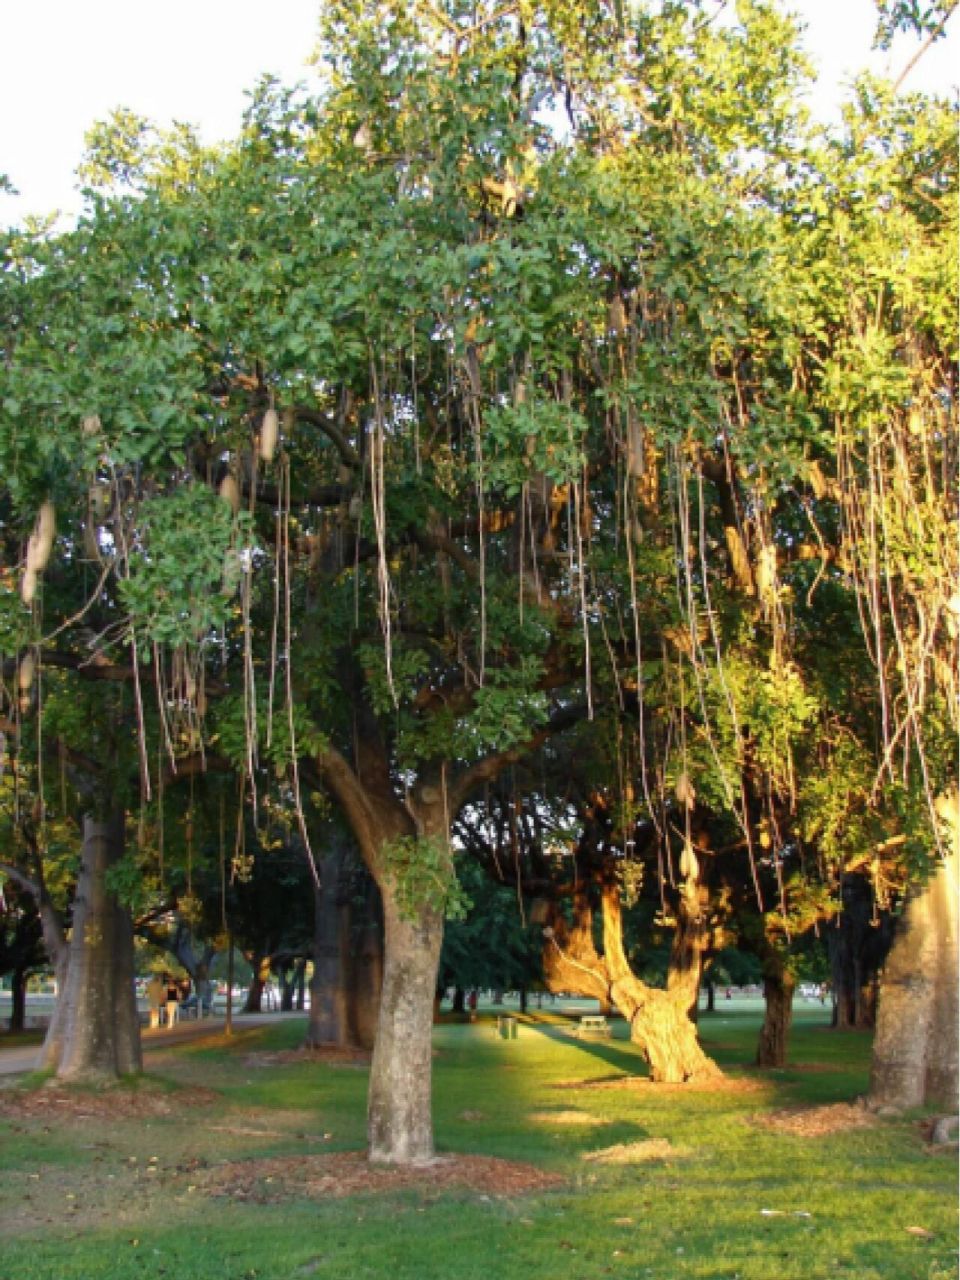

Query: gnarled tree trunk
42;812;142;1081
542;879;721;1083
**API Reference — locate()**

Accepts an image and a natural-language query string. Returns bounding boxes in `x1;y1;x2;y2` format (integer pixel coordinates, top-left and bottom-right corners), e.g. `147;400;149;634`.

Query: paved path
0;1011;307;1079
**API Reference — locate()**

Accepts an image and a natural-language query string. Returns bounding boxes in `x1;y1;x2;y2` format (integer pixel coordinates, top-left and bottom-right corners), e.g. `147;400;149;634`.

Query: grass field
0;1005;955;1280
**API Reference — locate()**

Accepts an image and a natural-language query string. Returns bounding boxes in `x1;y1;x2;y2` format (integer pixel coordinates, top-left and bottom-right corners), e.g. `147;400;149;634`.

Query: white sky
1;0;957;229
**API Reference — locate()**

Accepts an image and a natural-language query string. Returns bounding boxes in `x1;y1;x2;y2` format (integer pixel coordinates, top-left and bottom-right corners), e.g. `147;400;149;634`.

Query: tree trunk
870;829;958;1110
451;985;466;1014
756;957;795;1068
306;843;382;1051
367;890;444;1164
541;879;721;1083
667;859;709;1023
9;966;27;1033
704;977;716;1014
42;812;142;1081
280;958;306;1012
828;873;892;1030
243;953;270;1013
279;962;295;1012
307;862;350;1046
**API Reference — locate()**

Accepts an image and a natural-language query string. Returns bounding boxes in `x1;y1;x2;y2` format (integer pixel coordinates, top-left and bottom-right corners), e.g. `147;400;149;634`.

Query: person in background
146;973;166;1029
165;974;180;1028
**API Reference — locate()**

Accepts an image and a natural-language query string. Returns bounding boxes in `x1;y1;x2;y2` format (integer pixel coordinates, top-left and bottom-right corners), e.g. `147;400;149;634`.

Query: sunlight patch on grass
582;1137;694;1163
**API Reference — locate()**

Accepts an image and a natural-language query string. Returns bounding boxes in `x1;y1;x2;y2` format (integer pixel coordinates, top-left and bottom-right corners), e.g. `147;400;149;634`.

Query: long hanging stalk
265;491;283;752
282;457;320;889
369;357;398;704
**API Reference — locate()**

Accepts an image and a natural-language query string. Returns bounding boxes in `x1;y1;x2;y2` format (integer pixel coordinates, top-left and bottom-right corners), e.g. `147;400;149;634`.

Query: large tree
1;0;954;1156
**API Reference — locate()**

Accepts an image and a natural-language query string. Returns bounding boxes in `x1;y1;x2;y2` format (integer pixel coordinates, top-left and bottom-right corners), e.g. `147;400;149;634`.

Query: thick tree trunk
42;813;142;1081
367;891;444;1164
542;880;721;1083
870;834;959;1110
828;873;892;1030
314;743;457;1165
616;974;720;1082
756;958;795;1068
306;844;382;1051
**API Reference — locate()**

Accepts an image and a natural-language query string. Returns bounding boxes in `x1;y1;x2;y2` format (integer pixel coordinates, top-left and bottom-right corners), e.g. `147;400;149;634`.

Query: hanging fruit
259;408;279;463
219;473;241;513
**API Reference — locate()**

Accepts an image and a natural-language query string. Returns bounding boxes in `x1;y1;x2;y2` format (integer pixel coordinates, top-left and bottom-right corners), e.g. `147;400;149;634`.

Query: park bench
576;1015;611;1038
178;989;215;1020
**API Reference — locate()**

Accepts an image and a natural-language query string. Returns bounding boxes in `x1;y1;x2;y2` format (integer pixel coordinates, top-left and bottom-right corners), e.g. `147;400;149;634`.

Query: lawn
0;1006;955;1280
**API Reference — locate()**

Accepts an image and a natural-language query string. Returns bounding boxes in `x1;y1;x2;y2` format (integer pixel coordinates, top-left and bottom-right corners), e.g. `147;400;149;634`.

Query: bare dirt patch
0;1080;218;1121
200;1151;564;1202
583;1138;692;1163
752;1101;875;1137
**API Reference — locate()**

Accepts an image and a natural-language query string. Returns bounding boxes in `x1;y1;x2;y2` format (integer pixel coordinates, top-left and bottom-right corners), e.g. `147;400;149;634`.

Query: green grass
0;1007;955;1280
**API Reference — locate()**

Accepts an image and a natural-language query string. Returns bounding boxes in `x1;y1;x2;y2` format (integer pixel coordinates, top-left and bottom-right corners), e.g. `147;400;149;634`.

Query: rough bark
756;951;795;1068
42;812;142;1081
541;880;721;1083
306;842;382;1050
317;743;447;1164
870;832;959;1110
667;857;710;1021
366;892;444;1164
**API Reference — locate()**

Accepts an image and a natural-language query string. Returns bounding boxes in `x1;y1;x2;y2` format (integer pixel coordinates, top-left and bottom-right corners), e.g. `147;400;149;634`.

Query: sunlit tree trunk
367;889;444;1164
43;812;142;1081
870;828;958;1110
542;880;721;1083
319;749;447;1164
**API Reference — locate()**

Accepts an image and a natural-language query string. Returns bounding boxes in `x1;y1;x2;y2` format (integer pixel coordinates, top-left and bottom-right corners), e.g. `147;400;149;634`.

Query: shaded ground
0;1079;219;1120
200;1151;564;1202
242;1046;371;1069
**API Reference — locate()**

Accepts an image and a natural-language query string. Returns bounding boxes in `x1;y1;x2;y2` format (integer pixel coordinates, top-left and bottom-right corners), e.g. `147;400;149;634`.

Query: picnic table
576;1015;611;1038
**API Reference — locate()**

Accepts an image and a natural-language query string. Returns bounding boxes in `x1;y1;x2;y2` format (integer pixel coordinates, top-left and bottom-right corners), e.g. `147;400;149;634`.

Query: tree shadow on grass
518;1017;648;1083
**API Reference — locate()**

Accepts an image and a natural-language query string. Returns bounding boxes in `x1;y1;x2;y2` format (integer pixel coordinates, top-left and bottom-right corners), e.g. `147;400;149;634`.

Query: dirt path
0;1012;306;1078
